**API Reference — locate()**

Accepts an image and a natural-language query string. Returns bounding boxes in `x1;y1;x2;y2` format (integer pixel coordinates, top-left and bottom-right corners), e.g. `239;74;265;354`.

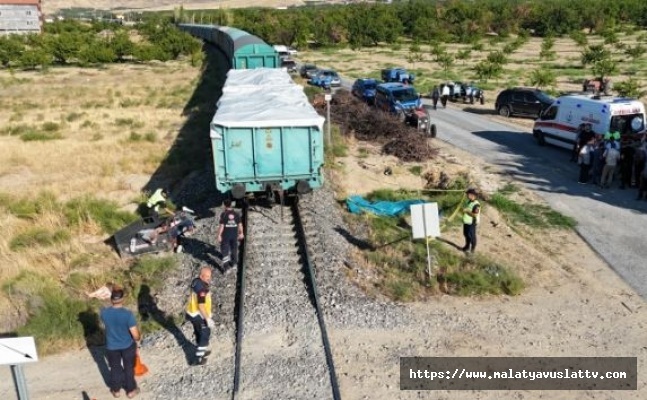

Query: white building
0;0;42;35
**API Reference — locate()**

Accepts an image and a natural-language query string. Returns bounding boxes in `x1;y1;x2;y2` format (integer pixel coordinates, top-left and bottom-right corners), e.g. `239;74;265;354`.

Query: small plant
41;122;61;132
66;112;85;122
114;118;144;129
357;147;369;158
529;68;556;89
144;132;157;142
408;165;423;176
128;132;143;142
20;130;64;141
614;78;647;98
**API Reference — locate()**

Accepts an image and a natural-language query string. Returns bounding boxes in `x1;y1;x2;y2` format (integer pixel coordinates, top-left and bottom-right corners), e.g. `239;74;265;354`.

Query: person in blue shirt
100;287;141;398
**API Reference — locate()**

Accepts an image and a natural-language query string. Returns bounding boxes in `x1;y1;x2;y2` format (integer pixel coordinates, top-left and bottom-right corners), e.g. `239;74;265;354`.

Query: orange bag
134;350;149;377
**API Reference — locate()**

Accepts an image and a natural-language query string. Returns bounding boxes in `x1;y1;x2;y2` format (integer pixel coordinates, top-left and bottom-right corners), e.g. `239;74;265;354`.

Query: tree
592;58;617;81
581;44;610;66
47;32;84;64
614;78;647;98
529;68;556;89
625;44;646;61
455;49;471;65
0;35;24;67
406;43;424;67
430;43;447;62
110;31;135;62
19;48;51;70
486;50;507;66
569;30;588;47
78;41;116;66
473;61;502;82
539;36;556;60
437;53;454;80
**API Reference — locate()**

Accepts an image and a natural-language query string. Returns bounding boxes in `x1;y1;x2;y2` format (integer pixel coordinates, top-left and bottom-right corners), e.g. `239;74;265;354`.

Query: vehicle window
540;106;558;120
535;91;555;103
512;93;524;102
392;89;418;102
524;93;538;103
610;113;644;134
363;82;376;90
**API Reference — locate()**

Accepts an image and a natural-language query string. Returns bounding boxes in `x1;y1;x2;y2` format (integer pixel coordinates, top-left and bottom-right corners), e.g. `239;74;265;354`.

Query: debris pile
314;89;437;162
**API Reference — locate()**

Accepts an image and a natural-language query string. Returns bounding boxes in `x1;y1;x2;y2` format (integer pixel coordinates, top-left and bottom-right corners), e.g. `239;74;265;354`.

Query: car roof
356;78;377;83
378;82;411;90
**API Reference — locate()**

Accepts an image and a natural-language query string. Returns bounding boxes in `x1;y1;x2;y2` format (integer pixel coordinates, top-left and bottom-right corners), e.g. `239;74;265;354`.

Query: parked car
381;67;415;84
374;82;436;136
309;69;341;88
454;81;485;104
351;78;379;104
299;63;318;79
281;59;297;73
495;87;555;118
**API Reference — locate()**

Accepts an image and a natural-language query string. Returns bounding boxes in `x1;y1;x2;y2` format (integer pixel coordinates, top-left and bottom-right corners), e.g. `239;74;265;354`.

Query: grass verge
4;256;178;355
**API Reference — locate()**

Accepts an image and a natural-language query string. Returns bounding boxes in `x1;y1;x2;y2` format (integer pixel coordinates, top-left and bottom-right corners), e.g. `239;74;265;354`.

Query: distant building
0;0;42;35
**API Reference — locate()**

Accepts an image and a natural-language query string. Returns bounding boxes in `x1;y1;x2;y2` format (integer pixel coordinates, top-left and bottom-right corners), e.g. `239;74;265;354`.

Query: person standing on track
100;286;141;398
217;199;244;272
461;188;481;254
186;267;215;366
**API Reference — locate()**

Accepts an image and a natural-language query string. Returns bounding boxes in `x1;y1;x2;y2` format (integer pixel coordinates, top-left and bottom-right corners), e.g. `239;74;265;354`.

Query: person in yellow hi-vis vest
186;267;214;366
145;188;173;218
461;188;481;254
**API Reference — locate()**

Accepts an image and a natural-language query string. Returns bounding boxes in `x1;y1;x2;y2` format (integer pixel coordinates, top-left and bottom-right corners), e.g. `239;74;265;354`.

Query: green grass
10;228;71;251
63;197;138;234
357;147;369;158
489;192;576;229
4;255;179;355
443;254;525;296
0;124;32;136
114;118;144;128
20;130;64;141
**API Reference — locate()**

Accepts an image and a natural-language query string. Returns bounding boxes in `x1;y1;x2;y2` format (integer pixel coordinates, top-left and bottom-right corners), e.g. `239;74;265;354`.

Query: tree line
0;17;201;70
175;0;647;48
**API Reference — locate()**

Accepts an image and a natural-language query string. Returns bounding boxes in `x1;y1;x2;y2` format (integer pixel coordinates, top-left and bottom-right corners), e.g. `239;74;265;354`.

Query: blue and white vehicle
381;68;415;84
309;69;341;88
351;78;379;104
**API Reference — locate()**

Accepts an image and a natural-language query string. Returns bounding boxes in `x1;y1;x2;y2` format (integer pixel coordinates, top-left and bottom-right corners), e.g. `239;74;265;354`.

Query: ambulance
532;94;646;149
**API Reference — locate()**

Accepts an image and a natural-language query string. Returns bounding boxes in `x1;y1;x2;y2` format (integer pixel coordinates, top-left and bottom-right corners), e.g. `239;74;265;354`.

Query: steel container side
211;124;323;194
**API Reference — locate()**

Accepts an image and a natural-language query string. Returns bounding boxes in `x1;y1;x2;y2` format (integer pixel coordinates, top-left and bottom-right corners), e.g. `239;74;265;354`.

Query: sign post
324;93;332;147
410;203;441;279
1;337;38;400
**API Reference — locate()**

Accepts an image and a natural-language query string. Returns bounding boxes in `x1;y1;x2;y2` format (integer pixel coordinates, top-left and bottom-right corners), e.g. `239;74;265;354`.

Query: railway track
232;197;341;400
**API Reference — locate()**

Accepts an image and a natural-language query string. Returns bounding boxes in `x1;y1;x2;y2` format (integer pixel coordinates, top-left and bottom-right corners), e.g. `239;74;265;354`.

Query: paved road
425;104;647;298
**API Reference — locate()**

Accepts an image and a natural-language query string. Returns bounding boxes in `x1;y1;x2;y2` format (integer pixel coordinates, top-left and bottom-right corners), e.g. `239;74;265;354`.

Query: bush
10;228;70;251
19;48;51;70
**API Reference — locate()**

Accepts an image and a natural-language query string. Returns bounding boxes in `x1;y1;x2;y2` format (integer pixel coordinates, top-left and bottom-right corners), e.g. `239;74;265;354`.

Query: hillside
42;0;304;14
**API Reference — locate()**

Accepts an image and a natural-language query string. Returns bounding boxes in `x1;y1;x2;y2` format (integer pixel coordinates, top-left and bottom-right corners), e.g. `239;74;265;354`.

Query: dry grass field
0;62;202;339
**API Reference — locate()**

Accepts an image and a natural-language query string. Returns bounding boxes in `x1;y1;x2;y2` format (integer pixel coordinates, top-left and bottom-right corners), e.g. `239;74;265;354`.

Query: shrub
41;122;61;132
66;112;85;122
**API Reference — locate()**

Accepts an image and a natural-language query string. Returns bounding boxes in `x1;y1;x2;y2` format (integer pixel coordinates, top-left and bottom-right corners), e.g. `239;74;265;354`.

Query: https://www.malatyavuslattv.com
400;357;637;390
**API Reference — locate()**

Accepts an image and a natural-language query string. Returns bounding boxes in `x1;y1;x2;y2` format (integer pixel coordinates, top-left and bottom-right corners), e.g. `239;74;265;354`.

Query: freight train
179;24;325;201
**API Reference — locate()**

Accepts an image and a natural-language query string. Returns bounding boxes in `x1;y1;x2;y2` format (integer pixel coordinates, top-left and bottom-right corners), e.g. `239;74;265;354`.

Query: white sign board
411;203;440;239
324;94;332;102
0;337;38;365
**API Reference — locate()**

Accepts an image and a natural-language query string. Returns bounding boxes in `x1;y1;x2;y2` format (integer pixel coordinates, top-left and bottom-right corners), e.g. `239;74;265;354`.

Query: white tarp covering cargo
222;68;295;92
211;84;324;131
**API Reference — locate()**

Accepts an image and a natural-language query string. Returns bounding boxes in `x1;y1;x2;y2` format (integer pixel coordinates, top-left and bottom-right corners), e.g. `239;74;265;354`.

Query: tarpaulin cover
346;195;424;217
211;68;324;130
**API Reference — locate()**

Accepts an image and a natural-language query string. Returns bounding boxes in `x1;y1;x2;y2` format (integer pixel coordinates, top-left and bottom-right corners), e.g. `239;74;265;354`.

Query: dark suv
495;88;554;118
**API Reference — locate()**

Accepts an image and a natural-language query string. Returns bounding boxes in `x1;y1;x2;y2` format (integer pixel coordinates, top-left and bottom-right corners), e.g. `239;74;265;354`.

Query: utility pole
325;93;332;147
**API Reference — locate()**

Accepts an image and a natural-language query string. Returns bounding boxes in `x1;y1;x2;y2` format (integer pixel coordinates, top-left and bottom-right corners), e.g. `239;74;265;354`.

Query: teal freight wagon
210;69;325;200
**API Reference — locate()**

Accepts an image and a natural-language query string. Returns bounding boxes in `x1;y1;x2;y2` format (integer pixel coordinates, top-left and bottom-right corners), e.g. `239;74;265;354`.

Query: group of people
574;123;647;199
94;194;246;397
430;83;452;110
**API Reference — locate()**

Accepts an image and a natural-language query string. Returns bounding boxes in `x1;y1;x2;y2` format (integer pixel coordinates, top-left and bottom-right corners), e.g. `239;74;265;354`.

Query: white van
272;45;297;59
532;94;646;149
